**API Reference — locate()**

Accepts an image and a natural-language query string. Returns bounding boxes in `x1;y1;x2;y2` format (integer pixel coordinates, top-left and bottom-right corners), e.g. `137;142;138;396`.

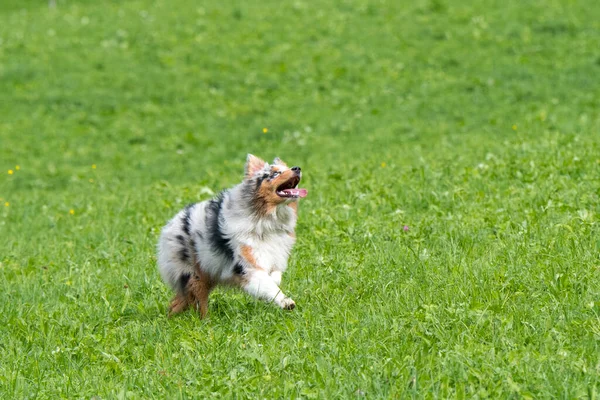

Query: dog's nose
291;166;301;173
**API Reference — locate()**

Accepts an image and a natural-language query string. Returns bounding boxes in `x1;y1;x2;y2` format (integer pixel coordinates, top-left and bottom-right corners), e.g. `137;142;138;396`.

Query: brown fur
222;245;267;288
273;169;296;191
254;184;278;215
168;269;214;318
241;245;262;269
253;169;298;216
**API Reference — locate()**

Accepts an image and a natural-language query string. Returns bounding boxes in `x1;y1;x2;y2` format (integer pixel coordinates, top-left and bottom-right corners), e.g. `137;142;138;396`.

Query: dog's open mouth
276;175;307;198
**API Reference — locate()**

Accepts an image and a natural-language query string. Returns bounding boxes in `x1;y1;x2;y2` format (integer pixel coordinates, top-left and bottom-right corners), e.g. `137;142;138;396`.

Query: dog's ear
273;157;287;167
245;154;266;178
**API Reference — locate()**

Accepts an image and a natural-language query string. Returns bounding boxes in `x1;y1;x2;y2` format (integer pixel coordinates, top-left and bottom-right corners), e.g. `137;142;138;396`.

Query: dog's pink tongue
282;188;308;198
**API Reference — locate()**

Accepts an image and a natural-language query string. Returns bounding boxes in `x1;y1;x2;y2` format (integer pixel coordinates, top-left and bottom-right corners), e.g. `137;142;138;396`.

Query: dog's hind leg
168;270;214;318
168;271;192;316
187;270;214;319
168;292;189;316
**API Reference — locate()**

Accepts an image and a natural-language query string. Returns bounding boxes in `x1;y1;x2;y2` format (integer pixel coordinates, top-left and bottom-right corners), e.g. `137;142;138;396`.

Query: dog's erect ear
245;154;266;178
273;157;287;167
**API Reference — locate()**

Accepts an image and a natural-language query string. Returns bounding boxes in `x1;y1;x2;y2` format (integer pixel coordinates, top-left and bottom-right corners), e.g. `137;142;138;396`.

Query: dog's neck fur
225;184;297;239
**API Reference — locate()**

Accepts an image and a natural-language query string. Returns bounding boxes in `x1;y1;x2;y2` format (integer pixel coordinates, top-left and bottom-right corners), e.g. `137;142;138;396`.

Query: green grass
1;0;600;397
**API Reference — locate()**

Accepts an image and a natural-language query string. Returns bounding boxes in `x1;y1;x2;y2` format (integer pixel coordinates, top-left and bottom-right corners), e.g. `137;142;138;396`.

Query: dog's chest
250;234;295;273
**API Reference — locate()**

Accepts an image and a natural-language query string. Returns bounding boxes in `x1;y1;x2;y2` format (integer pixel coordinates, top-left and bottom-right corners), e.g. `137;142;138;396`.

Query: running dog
157;154;307;318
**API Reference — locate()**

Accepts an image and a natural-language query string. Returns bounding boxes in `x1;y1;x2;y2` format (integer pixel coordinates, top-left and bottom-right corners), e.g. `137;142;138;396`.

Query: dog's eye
271;171;281;178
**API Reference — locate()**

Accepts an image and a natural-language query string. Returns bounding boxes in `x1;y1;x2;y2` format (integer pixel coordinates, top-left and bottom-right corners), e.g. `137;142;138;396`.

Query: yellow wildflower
69;209;75;215
262;128;268;134
381;162;387;168
8;170;13;175
15;165;20;170
92;164;97;169
4;202;9;207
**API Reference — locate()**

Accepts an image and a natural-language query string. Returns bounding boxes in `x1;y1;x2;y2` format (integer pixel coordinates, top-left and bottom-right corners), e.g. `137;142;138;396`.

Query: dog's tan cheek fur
255;182;279;215
254;169;297;215
262;170;296;209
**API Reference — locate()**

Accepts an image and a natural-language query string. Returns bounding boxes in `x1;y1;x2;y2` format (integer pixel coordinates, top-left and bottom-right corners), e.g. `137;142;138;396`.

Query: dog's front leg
242;269;295;310
270;270;282;286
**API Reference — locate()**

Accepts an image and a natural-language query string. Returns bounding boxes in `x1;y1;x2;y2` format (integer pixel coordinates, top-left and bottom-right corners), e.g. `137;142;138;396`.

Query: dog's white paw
281;298;296;310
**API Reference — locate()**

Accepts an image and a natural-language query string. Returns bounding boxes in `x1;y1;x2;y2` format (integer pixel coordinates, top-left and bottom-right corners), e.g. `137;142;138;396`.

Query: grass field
1;0;600;397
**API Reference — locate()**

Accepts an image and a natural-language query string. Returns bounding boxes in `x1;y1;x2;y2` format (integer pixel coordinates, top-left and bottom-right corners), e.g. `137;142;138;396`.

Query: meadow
1;0;600;397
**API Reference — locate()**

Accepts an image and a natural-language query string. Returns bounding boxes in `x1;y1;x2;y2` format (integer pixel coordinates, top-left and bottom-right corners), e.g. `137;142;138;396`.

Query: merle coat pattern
157;154;307;317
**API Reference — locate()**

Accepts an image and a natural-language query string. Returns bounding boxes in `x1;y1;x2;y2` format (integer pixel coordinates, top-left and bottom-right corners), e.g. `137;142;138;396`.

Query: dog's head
244;154;307;213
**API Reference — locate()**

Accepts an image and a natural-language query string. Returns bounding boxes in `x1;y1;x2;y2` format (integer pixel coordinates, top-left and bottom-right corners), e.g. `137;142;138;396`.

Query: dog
157;154;307;318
